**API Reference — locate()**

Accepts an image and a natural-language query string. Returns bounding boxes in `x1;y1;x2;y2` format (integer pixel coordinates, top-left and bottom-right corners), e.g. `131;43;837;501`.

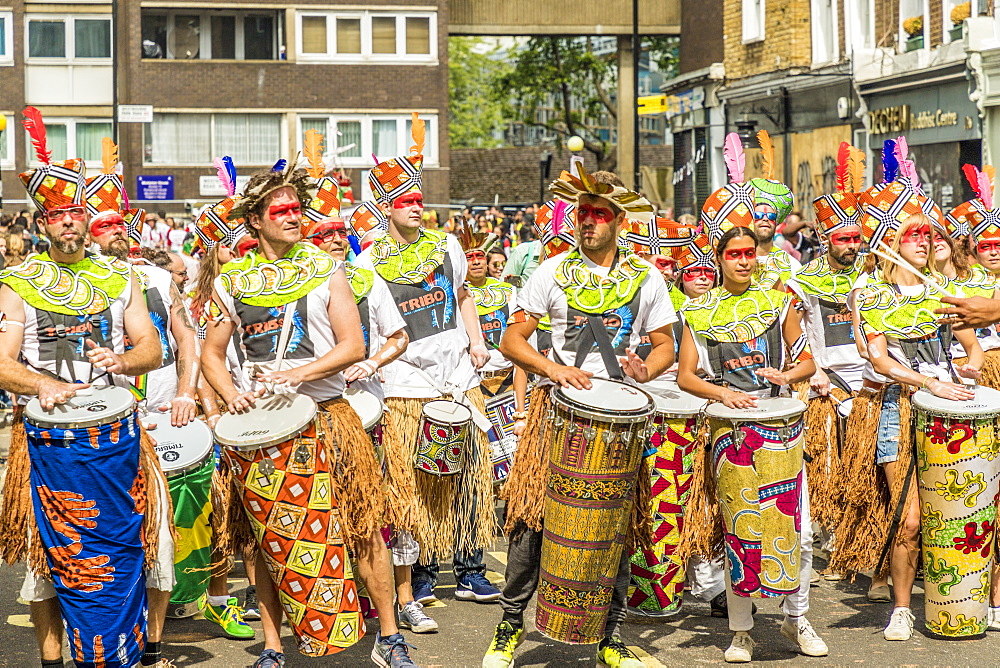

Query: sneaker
250;649;285;668
989;607;1000;631
371;632;417;668
455;572;502;602
780;617;828;657
724;631;755;663
413;580;437;605
596;636;643;667
243;585;261;621
883;607;915;641
482;621;523;668
398;600;439;634
710;592;756;618
201;596;256;640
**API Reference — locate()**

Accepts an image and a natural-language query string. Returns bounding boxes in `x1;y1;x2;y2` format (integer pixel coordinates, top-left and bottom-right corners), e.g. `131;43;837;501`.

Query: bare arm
457;283;489;368
200;295;249;411
866;333;974;401
98;272;162;377
619;324;675;383
163;282;199;425
676;324;756;408
757;306;815;387
344;327;409;383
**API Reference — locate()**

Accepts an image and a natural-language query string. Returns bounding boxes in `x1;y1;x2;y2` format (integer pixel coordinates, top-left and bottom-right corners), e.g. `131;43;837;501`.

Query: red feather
963;164;982;199
22;106;51;165
836;142;850;193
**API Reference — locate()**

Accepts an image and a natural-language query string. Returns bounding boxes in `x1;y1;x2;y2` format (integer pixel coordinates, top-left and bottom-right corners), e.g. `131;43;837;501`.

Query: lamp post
567;135;584;177
0;114;6;210
539;151;553;205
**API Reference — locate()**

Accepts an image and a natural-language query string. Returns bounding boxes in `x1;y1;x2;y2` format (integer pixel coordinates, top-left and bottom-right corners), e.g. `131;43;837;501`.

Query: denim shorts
876;384;902;465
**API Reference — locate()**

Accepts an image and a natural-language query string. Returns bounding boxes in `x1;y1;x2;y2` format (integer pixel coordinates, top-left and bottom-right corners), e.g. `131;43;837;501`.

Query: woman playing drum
677;223;827;663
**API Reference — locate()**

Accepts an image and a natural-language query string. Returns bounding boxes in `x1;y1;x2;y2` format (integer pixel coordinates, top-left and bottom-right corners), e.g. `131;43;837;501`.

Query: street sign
136;175;174;200
638;94;667;116
199;175;250;197
118;105;154;123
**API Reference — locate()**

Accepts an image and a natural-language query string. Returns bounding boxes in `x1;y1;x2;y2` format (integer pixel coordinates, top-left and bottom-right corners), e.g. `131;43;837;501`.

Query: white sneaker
988;607;1000;631
398;600;439;633
724;631;755;663
883;607;915;641
781;617;828;656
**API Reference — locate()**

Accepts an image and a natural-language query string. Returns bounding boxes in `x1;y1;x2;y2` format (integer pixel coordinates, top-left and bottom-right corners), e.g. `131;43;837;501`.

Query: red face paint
978;240;1000;254
234;237;258;257
89;214;126;237
308;221;347;245
268;202;301;220
722;247;756;261
829;232;862;245
577;204;616;224
900;225;931;245
653;257;677;272
465;250;486;261
393;192;424;209
128;245;142;259
682;267;717;281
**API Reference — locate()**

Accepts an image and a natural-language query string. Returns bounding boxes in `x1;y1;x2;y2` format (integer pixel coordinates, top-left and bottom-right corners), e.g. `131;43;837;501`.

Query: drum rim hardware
24;385;137;430
214;392;318;450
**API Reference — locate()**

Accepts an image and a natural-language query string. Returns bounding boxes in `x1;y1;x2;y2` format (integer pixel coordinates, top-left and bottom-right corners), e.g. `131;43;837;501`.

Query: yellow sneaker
482;621;522;668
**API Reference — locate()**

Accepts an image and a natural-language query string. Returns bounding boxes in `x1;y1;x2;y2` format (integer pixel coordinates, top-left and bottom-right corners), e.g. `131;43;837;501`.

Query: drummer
832;174;984;642
484;167;677;668
201;164;417;667
353;117;499;609
677;138;826;662
0;108;173;668
305;194;441;635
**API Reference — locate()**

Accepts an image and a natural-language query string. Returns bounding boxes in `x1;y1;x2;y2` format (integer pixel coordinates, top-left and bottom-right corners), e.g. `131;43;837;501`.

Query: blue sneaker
371;631;417;668
413;580;437;605
455;572;501;602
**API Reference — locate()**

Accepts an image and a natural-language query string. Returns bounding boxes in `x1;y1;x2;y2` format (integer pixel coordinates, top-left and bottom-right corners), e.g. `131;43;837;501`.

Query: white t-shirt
133;263;179;411
165;227;190;253
350;272;406;403
357;234;481;398
214;263;348;402
475;284;518;374
786;284;865;393
516;251;677;387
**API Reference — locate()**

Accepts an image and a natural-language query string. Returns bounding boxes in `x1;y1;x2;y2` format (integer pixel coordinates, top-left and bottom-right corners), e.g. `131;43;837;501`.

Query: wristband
172;396;197;405
921;376;933;390
512;411;528;420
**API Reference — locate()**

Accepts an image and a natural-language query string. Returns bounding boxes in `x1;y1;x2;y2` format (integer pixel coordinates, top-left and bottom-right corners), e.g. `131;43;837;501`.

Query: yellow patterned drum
536;379;654;644
913;387;1000;637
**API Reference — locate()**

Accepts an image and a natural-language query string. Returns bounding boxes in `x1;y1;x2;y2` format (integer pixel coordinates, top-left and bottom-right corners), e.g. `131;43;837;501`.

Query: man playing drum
483;168;677;668
353;116;499;608
0;108;174;668
201;164;417;668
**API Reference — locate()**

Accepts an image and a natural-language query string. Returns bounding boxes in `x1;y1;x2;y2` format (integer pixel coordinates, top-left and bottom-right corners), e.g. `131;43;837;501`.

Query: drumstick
870;242;955;298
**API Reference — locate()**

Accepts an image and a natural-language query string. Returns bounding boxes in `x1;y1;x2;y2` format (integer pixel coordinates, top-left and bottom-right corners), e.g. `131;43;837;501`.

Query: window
140;10;281;60
25;119;112;164
742;0;765;43
297;11;437;62
26;16;112;61
144;113;281;165
811;0;838;64
297;115;438;169
0;115;13;166
899;0;928;51
845;0;875;52
0;12;13;64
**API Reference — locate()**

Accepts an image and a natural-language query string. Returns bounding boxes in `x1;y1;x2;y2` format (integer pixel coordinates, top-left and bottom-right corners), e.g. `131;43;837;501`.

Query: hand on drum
757;367;790;386
470;343;490;370
956;364;982;382
227;387;267;414
344;359;378;382
618;349;650;383
548;364;593;390
721;388;757;409
927;378;976;402
809;369;831;396
85;339;125;374
205;413;222;430
160;394;197;427
255;367;304;393
36;378;90;411
513;420;526;437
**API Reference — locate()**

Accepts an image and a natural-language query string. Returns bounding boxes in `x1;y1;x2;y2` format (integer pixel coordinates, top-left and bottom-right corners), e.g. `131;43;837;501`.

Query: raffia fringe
499;386;552;537
317;398;386;553
0;411;46;574
803;388;850;531
454;387;497;554
954;349;1000;389
379;409;418;534
676;416;722;562
626;456;654;554
139;428;177;573
211;455;256;562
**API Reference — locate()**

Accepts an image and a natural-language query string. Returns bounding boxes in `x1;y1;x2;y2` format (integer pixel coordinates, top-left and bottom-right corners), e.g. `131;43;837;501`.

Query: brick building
0;0;450;214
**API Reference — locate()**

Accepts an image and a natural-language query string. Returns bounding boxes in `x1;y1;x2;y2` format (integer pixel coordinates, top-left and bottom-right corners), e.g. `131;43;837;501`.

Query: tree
492;36;679;171
448;37;510;149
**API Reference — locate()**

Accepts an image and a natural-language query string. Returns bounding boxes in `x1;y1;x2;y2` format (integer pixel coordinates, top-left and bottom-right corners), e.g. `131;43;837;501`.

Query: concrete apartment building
0;0;450;211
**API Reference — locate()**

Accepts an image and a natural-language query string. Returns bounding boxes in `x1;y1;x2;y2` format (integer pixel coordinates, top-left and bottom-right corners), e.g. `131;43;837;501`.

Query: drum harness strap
33;313;112;386
568;251;626;382
249;298;299;396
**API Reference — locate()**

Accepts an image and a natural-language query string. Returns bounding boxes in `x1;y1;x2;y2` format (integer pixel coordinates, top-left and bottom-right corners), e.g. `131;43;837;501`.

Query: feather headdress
101;138;119;175
723;132;745;184
304;129;326;179
368;113;425;203
214;156;236;197
757;130;775;181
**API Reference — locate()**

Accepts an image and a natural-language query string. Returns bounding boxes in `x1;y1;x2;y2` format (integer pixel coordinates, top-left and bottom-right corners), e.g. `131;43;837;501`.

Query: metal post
111;0;119;141
633;0;640;191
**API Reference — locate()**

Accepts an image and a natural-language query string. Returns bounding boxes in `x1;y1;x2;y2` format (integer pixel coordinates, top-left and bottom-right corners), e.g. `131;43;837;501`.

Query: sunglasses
577;204;617;224
753;212;778;221
829;233;863;245
682;267;717;280
309;225;348;243
722;248;756;261
45;206;87;222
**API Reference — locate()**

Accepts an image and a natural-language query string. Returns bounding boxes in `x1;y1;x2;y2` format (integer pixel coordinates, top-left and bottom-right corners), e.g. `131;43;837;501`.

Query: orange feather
757;130;774;180
304;129;325;179
848;146;867;192
101;137;118;175
410;112;425;156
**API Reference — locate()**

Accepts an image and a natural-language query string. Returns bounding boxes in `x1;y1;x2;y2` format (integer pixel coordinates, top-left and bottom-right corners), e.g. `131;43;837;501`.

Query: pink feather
894;136;909;165
552;200;568;235
980;172;994;210
894;136;919;186
213;157;234;197
122;185;130;212
723;133;745;184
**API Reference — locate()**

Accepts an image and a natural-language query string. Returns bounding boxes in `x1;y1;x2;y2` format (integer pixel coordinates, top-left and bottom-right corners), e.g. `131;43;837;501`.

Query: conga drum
485;389;519;484
415;400;472;476
215;392;365;655
913;387;1000;637
536;379;654;644
23;386;148;666
705;397;806;599
628;384;707;616
144;410;215;618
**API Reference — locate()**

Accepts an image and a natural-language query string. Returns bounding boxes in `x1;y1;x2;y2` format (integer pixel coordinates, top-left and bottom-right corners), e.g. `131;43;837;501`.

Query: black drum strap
822;367;852;394
572;314;625;381
876;438;916;575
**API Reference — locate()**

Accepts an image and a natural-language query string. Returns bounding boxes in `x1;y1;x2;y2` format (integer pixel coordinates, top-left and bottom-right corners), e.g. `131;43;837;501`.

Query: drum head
423;400;473;425
143;410;214;476
24;386;136;429
343;387;384;431
556;378;654;416
651;383;708;416
214;393;317;449
705;397;806;421
913;385;1000;418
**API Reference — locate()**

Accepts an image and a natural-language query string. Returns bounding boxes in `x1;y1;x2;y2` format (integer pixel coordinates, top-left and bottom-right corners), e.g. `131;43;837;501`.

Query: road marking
628;645;666;668
6;614;32;628
488;550;508;565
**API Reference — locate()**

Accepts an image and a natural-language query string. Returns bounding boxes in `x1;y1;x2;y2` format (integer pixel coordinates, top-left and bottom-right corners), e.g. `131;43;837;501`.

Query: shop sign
665;88;706;118
865;80;979;143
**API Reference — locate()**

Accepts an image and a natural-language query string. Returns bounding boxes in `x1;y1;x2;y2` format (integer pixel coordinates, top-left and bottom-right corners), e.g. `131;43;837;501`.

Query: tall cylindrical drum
913;387;1000;637
536;379;654;644
705;398;806;599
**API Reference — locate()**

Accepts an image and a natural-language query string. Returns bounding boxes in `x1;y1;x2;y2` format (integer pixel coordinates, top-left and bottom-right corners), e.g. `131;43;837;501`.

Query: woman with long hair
677;224;825;663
